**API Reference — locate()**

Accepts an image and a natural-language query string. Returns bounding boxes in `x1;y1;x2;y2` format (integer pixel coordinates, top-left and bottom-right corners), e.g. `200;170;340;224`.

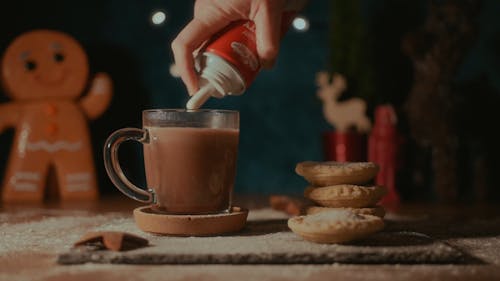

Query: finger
171;18;229;95
253;1;283;69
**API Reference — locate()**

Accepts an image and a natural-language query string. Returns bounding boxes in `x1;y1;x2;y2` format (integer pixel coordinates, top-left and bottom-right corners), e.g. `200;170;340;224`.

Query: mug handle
103;128;155;204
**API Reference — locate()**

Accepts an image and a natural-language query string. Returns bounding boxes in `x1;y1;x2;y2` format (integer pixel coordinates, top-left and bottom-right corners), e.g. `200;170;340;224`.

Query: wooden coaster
133;206;248;236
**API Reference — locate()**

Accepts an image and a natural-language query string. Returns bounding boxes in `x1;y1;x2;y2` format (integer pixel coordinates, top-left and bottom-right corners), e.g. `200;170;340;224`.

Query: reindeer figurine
316;72;371;133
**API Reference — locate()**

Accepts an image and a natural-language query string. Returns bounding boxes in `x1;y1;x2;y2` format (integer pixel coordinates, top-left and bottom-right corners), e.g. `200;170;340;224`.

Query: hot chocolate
143;127;239;214
104;109;239;215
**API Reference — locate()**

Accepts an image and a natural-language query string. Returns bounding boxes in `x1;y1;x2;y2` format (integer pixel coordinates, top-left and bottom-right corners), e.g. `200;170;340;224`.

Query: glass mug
104;109;239;214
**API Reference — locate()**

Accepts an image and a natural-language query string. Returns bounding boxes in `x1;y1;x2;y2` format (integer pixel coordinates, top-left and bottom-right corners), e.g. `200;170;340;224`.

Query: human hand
171;0;287;95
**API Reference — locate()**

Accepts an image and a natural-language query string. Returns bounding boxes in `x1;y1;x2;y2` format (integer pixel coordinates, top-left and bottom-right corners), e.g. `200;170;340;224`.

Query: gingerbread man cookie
0;30;112;202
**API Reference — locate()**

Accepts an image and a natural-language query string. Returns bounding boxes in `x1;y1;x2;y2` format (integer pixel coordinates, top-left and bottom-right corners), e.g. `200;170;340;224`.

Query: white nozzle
186;52;247;110
186;83;216;110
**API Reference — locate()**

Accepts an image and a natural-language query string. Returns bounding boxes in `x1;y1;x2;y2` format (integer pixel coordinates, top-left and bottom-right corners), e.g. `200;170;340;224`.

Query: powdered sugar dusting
1;206;498;281
0;211;124;255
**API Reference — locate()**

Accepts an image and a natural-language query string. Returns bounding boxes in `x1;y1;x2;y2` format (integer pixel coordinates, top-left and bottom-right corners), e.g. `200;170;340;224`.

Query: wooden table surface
1;195;500;281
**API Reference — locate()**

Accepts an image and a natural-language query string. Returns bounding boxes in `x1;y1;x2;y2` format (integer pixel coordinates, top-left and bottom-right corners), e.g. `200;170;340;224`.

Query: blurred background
1;0;499;203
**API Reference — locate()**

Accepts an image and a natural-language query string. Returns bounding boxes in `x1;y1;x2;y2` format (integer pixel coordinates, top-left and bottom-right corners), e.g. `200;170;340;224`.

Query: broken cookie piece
74;231;149;251
269;195;311;216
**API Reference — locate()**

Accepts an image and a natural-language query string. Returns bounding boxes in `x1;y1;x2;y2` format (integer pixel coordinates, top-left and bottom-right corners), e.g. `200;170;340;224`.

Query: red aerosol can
186;1;306;109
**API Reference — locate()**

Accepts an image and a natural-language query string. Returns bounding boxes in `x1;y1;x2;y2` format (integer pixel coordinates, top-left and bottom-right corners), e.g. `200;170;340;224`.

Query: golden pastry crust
295;161;379;186
288;211;384;244
306;206;386;218
304;185;387;208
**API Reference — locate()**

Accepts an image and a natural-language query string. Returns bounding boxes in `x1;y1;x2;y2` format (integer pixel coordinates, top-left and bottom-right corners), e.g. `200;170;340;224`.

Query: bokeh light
151;10;167;25
292;16;309;32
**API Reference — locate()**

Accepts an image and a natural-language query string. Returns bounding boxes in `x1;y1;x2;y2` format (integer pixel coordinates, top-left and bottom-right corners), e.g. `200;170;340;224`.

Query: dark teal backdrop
1;1;499;197
0;0;330;196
